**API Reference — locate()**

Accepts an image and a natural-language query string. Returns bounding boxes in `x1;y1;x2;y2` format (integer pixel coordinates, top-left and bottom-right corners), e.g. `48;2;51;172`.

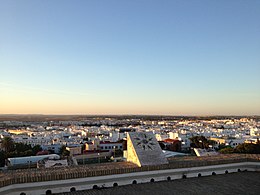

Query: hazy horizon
0;113;259;117
1;0;260;115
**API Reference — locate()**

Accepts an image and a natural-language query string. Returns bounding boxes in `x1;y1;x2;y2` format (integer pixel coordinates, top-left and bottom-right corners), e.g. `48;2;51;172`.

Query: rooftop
1;154;260;188
56;171;260;195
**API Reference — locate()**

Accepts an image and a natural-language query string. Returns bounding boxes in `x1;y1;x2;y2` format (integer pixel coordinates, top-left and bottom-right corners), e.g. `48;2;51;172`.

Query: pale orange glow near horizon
1;88;259;116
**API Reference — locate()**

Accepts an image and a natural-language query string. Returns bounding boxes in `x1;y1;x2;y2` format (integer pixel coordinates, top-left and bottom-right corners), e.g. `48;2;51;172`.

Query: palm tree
1;136;14;153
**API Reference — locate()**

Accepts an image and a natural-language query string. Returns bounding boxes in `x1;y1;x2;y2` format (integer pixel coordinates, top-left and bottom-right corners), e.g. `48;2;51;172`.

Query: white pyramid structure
127;132;168;167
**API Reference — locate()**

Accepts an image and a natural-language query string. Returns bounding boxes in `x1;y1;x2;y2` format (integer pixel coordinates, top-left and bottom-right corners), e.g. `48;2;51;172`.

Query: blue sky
0;0;259;115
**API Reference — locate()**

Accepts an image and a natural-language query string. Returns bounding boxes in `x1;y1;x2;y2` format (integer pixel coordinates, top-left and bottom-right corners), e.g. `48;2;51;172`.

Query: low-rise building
99;141;123;151
66;146;82;156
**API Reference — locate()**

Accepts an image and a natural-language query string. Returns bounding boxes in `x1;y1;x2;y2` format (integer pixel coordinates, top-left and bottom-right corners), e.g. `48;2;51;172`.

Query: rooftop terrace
56;171;260;195
0;154;260;188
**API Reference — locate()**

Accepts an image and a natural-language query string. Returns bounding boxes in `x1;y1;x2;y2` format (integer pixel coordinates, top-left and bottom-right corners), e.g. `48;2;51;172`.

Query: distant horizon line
0;114;259;117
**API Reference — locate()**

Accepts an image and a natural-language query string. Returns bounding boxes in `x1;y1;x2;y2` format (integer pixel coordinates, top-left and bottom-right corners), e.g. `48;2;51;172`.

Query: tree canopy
219;143;260;154
0;137;42;167
1;136;15;153
189;136;214;149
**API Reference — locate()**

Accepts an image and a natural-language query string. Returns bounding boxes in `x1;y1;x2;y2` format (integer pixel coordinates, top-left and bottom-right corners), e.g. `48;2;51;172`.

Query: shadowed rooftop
56;171;260;195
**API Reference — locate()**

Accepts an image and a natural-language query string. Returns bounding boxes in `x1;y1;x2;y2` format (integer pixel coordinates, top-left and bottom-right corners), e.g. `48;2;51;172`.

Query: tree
217;143;227;151
62;150;70;156
219;147;234;154
59;145;70;156
0;138;46;163
1;136;15;153
0;150;5;167
14;142;31;153
190;136;213;149
218;143;260;154
23;149;33;156
59;145;66;155
81;144;85;154
32;145;42;155
234;143;260;154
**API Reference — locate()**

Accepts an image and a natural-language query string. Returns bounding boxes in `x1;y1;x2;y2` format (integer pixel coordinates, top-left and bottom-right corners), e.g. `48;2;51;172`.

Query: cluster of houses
0;117;259;169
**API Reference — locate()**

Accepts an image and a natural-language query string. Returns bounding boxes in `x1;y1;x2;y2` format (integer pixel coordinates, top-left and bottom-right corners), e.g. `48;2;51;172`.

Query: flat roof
57;172;260;195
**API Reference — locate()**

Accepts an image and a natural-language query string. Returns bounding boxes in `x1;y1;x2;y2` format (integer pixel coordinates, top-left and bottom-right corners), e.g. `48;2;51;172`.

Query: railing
0;154;259;188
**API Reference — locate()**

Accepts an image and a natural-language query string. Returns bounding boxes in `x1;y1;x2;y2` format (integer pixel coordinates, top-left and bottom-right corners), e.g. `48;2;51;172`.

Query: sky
0;0;260;115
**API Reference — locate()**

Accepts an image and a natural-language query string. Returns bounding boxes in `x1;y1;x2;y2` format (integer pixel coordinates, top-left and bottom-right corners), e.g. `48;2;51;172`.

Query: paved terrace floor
56;171;260;195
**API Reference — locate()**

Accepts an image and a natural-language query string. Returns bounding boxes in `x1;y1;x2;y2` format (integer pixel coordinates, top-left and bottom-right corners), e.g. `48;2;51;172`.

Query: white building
99;141;123;151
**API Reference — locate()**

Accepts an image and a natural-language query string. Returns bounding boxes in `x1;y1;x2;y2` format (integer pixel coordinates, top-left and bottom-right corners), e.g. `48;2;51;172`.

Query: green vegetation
1;136;14;153
0;136;42;167
190;136;260;154
218;147;234;154
219;143;260;154
190;136;215;149
0;150;5;167
59;145;70;157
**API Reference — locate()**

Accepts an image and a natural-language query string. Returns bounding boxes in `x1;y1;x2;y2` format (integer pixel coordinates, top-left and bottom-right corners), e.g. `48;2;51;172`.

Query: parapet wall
1;161;260;195
0;154;260;189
